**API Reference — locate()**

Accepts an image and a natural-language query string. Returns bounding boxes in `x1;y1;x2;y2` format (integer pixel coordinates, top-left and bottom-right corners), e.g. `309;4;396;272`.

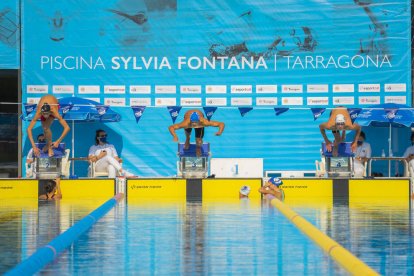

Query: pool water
0;197;412;275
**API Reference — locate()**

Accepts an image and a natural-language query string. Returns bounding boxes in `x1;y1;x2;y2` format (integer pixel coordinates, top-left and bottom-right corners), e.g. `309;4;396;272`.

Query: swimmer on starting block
319;107;361;153
168;109;224;156
27;95;70;157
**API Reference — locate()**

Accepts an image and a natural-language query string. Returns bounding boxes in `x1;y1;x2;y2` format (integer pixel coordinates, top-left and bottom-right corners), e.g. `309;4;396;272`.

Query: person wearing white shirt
354;131;371;178
88;130;133;178
403;133;414;175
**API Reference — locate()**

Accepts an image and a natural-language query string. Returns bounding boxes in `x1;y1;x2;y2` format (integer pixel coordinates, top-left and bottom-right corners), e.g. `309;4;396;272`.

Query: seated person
319;107;361;153
403;132;414;175
26;133;45;177
258;177;284;201
239;185;251;199
39;178;62;200
88;130;133;178
354;131;371;177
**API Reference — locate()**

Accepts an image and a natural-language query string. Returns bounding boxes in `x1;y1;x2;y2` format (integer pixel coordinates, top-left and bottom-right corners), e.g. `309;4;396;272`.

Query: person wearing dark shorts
169;109;224;155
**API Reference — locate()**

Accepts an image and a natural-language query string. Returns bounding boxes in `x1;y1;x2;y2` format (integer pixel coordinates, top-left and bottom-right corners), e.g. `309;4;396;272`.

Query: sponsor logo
130;98;151;106
180;85;201;94
231;85;252;94
307;84;328;93
231;98;252;106
282;85;303;93
333;97;354;105
135;110;143;117
180;98;202;106
256;85;277;93
307;97;329;105
205;98;227;106
104;98;125;106
78;85;100;94
155;98;176;106
384;83;406;92
155;85;176;94
27;97;41;104
359;96;380;105
333;84;354;93
104;85;126;94
358;84;380;92
52;85;74;94
27;85;48;94
385;96;406;104
206;85;227;94
130;85;151;94
256;97;277;105
281;97;303;105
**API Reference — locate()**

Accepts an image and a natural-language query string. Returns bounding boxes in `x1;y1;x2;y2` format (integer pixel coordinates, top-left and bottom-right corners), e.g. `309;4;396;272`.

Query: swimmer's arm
319;123;331;144
168;121;187;140
351;124;362;145
27;112;41;148
204;119;225;135
54;112;70;144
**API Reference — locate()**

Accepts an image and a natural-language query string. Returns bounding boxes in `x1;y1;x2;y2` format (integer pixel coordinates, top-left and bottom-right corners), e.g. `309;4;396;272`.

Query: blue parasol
356;103;414;176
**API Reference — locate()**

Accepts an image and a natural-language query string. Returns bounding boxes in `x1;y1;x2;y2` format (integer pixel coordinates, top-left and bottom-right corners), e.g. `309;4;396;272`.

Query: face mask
357;141;363;146
98;136;107;143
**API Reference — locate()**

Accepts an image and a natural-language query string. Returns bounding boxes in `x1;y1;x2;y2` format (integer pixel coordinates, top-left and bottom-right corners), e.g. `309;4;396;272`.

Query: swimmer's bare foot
196;146;201;157
42;144;48;153
184;142;190;150
333;146;338;157
48;147;55;157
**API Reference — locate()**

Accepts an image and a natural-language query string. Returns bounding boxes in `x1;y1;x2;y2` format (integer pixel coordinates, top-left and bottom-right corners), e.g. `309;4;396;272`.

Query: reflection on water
0;198;412;275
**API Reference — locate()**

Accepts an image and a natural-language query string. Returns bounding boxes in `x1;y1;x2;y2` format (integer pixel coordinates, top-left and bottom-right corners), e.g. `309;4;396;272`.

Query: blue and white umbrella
356;103;414;176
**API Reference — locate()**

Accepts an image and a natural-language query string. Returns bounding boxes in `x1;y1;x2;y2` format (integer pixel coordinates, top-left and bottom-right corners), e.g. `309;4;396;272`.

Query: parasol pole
71;120;74;175
388;124;391;177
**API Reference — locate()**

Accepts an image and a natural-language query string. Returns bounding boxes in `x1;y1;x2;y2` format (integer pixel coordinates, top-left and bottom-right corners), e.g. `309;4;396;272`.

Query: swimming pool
1;196;412;275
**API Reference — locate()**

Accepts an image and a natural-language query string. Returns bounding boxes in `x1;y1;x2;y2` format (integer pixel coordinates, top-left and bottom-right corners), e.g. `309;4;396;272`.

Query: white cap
335;114;345;124
239;185;251;196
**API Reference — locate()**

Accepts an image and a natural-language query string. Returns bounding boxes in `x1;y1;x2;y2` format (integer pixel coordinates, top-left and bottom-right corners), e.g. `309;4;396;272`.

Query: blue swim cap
268;177;283;187
190;112;200;122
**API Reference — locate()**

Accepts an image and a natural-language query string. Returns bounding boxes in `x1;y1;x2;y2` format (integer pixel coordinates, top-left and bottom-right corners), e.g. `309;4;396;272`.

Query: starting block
322;142;354;178
177;143;210;178
33;143;65;179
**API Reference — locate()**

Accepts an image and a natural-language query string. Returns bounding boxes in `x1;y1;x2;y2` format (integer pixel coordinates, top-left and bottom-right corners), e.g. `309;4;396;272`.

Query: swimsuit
185;127;205;138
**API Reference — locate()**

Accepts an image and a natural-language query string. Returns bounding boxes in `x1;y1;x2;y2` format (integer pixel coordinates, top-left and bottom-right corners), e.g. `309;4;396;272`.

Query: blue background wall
18;0;412;176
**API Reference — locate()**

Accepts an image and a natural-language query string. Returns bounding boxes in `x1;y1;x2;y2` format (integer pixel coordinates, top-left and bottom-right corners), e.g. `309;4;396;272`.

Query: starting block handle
35;143;66;158
178;143;210;157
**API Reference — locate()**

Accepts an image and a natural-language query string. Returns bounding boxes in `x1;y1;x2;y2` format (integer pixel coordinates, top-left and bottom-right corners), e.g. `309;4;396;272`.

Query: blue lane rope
6;193;124;276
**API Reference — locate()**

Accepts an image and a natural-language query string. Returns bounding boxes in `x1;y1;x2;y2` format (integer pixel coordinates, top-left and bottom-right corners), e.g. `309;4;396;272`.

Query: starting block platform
178;143;210;178
322;142;354;178
34;143;66;179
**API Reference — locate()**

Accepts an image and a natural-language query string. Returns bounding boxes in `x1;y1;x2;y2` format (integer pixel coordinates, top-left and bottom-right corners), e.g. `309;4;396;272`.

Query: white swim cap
335;114;345;124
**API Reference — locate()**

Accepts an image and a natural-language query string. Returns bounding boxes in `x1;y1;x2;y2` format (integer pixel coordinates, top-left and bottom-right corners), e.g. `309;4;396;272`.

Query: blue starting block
178;143;210;178
34;143;65;179
322;142;354;177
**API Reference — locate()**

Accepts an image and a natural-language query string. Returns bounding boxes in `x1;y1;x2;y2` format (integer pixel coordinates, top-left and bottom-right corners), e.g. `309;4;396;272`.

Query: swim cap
268;177;283;187
41;103;51;113
335;114;345;124
239;185;251;196
190;112;200;122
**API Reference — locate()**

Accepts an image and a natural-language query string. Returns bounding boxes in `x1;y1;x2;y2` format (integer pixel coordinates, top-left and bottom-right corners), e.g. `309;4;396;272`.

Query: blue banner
348;108;362;124
274;108;289;116
0;0;19;69
238;107;253;117
168;106;182;123
310;108;326;121
131;106;146;123
203;107;217;121
60;103;73;118
23;104;37;116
